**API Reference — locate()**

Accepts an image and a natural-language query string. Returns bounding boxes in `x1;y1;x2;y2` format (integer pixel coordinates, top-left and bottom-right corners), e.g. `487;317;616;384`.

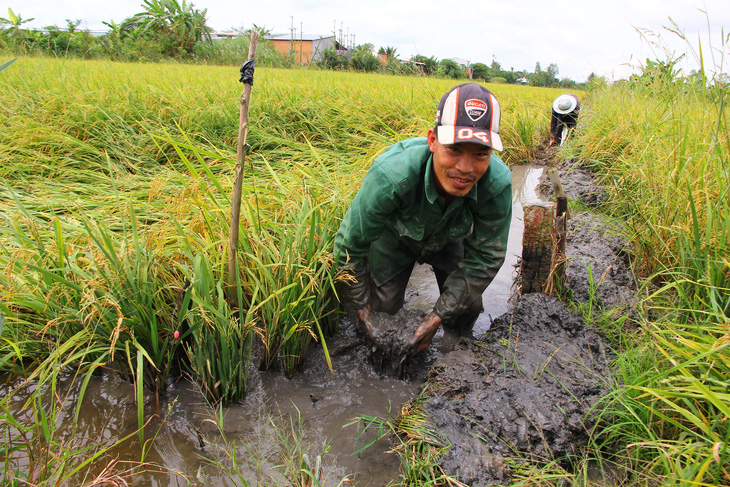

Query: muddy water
4;166;546;486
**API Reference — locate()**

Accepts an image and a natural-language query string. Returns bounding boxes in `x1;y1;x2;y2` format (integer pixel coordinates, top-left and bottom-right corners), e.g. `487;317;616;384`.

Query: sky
14;0;730;82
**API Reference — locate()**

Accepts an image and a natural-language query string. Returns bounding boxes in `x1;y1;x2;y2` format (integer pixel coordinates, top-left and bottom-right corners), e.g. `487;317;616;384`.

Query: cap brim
437;126;503;152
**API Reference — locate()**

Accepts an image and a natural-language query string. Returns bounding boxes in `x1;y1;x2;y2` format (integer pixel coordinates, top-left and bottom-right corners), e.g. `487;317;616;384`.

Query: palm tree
411;54;438;75
0;8;34;33
127;0;213;55
378;45;398;61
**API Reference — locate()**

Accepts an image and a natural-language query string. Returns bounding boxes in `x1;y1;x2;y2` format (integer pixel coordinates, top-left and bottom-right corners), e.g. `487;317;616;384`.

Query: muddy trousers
368;241;482;332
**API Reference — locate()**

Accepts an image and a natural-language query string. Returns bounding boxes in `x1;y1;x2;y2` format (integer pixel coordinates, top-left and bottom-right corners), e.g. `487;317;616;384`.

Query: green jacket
334;137;512;322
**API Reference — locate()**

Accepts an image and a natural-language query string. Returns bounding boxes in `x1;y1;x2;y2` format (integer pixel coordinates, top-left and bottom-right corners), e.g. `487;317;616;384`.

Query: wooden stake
520;169;571;296
547;168;568;293
521;203;555;293
228;29;260;308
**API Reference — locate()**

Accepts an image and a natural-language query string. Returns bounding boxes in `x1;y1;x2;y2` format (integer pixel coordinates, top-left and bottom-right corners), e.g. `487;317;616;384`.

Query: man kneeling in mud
334;83;512;356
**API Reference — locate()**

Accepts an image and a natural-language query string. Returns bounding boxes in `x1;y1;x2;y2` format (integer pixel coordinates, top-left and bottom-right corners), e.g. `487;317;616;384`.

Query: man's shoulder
377;137;430;163
370;137;430;184
478;152;512;197
489;153;511;180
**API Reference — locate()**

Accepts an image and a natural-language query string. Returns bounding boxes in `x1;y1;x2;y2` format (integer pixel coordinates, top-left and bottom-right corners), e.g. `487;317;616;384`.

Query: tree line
0;3;589;87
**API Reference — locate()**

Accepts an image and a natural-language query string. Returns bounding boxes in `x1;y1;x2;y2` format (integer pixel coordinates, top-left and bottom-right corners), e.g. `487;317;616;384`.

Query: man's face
427;128;492;200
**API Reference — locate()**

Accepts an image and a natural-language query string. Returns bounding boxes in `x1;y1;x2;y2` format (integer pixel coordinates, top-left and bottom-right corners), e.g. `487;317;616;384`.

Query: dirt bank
422;293;614;485
537;157;636;311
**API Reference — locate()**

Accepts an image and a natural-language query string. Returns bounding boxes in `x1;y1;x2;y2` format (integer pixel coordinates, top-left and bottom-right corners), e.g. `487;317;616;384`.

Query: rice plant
237;170;341;377
567;28;730;484
352;397;466;486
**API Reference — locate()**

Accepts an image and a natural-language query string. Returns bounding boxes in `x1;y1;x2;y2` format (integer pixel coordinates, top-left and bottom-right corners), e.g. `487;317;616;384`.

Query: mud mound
530;141;560;165
422;293;613;486
565;212;636;310
538;158;607;205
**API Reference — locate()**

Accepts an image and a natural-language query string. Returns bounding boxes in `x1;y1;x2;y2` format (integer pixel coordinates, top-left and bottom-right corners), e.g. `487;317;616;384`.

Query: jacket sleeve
333;164;401;309
434;180;512;322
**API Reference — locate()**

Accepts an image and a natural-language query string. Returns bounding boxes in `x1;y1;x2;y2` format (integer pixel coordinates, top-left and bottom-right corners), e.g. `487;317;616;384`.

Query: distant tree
0;8;34;31
439;58;467;79
0;8;37;50
500;71;517;84
558;77;578;89
530;62;559;87
357;42;375;53
378;45;397;60
318;47;348;70
351;44;379;72
471;62;490;81
124;0;213;56
547;63;559;79
411;54;438;75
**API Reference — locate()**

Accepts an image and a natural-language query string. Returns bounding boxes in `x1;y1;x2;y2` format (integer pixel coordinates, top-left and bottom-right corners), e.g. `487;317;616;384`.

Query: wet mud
366;309;427;377
422;293;613;485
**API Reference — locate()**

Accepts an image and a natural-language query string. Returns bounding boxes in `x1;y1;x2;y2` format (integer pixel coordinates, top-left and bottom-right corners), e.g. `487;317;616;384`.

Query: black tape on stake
239;59;255;85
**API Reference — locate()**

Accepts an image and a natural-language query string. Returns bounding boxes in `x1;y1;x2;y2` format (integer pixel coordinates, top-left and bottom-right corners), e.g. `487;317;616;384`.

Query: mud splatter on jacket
334;137;512;322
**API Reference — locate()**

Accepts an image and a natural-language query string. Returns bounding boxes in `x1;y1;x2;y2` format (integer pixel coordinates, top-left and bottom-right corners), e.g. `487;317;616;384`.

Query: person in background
334;83;513;357
549;93;580;146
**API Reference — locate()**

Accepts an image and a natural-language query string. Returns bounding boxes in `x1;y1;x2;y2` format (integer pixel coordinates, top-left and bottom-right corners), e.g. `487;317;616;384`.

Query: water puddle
3;166;548;486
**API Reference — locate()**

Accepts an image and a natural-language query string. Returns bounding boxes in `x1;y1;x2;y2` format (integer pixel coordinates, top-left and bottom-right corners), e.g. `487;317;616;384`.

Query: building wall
267;36;336;64
310;37;336;62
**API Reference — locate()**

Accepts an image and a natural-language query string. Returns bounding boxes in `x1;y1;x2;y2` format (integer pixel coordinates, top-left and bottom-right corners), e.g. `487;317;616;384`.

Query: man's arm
549;110;561;144
333;160;402;308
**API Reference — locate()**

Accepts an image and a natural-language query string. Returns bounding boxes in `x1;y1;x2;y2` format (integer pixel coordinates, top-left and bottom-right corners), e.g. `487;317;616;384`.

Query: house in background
448;57;473;78
264;34;342;64
210;32;237;40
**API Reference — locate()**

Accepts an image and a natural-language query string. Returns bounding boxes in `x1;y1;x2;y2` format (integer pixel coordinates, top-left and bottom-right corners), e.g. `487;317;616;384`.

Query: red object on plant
174;330;180;339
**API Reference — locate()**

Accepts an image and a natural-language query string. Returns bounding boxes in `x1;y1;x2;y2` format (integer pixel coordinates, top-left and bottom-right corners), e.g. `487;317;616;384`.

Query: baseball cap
553;94;578;114
434;83;503;151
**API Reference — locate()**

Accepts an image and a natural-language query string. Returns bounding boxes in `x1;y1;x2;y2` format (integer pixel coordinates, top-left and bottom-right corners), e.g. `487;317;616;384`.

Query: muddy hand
406;311;442;357
356;305;376;347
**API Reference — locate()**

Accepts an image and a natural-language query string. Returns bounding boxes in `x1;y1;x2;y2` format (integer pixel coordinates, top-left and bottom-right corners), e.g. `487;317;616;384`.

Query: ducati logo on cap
464;99;487;122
